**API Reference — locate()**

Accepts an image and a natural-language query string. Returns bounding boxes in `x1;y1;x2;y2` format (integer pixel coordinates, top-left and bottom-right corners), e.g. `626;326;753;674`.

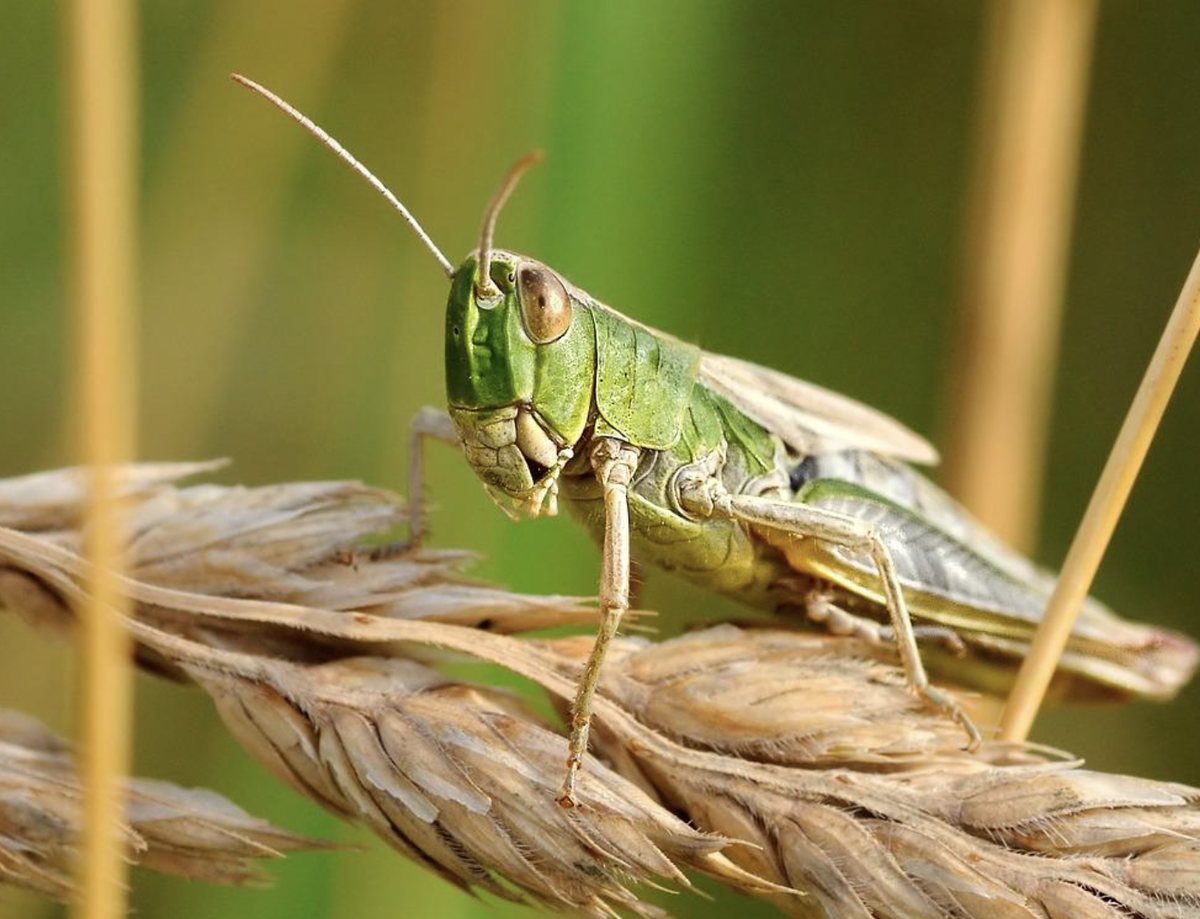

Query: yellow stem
66;1;139;916
944;0;1098;551
999;245;1200;742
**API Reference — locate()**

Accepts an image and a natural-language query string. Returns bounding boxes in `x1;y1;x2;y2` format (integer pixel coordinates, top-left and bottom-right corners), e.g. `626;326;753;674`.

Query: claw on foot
557;762;581;809
919;684;983;751
556;788;579;809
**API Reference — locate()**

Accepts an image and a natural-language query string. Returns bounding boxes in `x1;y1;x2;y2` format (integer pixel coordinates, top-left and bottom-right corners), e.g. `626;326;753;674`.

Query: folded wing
698;352;939;465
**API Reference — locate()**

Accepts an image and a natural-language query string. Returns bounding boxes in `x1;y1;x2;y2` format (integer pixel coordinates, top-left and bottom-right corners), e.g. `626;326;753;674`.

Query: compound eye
518;265;571;343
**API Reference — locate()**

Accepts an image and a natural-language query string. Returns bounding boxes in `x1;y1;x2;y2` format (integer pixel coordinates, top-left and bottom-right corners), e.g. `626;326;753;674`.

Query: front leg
557;437;640;808
407;406;460;545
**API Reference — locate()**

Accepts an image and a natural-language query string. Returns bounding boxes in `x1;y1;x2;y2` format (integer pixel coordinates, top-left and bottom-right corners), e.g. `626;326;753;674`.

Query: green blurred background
2;2;1200;917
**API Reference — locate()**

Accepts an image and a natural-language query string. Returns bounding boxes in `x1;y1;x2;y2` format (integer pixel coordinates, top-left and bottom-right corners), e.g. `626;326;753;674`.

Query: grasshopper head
228;79;590;514
445;250;596;511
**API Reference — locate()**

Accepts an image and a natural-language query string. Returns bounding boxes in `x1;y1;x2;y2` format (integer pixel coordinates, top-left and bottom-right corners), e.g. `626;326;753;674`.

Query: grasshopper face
445;250;597;510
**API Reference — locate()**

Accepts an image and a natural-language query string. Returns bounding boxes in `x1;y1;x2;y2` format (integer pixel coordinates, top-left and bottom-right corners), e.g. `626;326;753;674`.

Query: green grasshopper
235;76;1199;808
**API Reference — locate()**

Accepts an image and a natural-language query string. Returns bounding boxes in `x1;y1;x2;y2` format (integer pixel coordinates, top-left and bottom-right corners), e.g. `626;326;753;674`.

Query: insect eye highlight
518;265;571;344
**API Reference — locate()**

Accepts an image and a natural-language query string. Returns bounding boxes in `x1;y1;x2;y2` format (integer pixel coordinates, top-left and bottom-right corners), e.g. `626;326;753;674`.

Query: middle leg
803;585;965;656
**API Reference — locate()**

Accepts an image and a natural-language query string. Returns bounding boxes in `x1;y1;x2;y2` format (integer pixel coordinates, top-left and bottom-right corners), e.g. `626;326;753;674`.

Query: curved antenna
231;73;454;279
475;150;543;300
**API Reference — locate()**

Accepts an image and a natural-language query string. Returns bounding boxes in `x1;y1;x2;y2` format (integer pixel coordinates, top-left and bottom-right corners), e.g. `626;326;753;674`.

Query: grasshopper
234;76;1199;808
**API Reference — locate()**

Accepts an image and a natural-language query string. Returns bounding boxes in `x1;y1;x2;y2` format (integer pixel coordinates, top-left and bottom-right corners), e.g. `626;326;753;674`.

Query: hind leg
680;483;981;748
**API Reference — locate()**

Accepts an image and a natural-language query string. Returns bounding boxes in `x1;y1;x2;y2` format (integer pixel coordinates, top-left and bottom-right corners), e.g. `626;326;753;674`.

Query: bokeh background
3;2;1200;917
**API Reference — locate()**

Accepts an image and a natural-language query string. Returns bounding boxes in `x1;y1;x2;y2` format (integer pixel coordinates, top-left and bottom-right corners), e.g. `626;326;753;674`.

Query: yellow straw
944;0;1098;552
65;1;139;917
999;245;1200;742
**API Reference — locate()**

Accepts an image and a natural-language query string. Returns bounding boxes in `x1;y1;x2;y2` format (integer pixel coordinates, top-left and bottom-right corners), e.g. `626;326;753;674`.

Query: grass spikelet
0;708;320;900
2;463;1199;918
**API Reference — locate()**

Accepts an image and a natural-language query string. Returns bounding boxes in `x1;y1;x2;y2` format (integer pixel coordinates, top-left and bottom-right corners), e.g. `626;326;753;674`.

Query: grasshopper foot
557;757;582;809
918;683;982;751
556;786;579;809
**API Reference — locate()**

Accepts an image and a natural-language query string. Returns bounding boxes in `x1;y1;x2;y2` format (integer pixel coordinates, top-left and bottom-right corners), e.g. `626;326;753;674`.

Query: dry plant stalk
64;0;140;915
2;464;1200;919
1001;244;1200;742
0;707;319;900
945;0;1097;549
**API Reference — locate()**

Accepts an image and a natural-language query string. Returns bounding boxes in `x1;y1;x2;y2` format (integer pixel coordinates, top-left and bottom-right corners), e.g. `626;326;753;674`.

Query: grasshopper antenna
475;150;543;300
230;73;454;279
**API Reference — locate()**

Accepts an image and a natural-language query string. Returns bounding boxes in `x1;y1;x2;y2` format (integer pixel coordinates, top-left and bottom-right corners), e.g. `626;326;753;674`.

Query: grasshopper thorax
445;250;597;510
